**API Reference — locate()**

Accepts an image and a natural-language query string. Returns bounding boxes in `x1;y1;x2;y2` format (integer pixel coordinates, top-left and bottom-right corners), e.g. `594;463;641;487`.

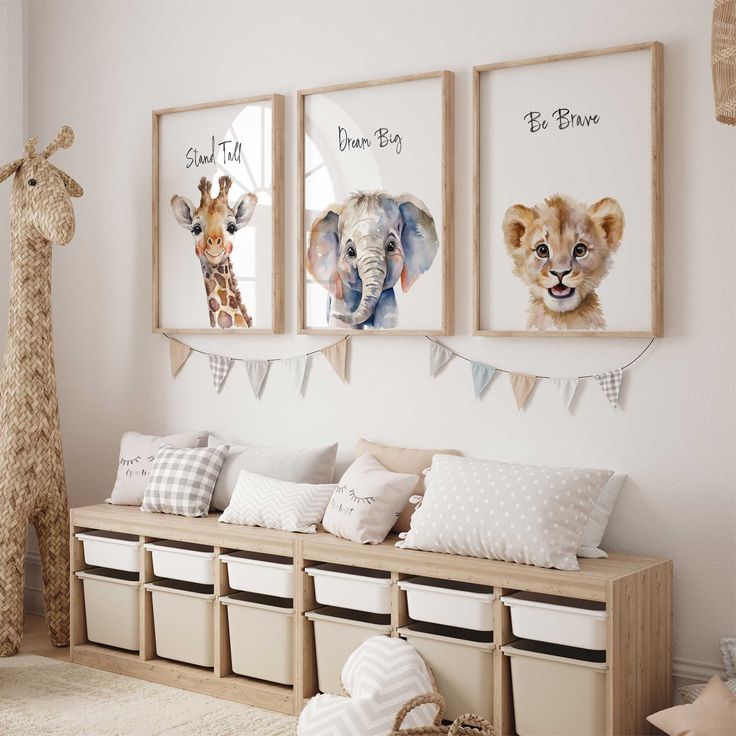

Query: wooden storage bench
70;504;672;735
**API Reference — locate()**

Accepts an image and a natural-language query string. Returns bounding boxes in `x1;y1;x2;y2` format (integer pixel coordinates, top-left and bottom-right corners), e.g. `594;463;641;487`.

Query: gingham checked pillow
141;444;228;517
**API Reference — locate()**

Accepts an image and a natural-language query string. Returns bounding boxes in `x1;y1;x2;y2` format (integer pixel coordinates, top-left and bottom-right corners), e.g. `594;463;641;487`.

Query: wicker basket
390;693;496;736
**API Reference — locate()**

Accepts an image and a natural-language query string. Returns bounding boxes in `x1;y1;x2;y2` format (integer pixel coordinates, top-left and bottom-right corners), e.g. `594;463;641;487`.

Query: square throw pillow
356;438;462;534
398;454;613;571
322;454;418;545
576;473;627;558
220;469;336;534
648;676;736;735
141;444;228;517
108;430;208;506
208;437;337;511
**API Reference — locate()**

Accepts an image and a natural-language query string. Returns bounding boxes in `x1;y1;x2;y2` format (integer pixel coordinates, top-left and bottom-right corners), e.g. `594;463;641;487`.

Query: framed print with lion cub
298;71;454;335
153;94;284;334
474;43;663;337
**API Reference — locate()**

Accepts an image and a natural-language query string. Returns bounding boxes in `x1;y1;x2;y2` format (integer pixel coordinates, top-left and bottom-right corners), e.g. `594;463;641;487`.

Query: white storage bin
144;541;215;585
305;606;392;694
502;639;607;736
398;622;494;722
398;577;495;631
306;564;392;614
501;592;607;650
75;531;140;573
76;567;139;651
220;551;294;598
145;579;215;667
222;592;294;684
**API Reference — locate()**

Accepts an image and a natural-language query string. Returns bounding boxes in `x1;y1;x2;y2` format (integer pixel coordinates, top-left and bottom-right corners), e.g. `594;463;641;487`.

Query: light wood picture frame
153;94;284;334
474;43;663;337
298;71;454;335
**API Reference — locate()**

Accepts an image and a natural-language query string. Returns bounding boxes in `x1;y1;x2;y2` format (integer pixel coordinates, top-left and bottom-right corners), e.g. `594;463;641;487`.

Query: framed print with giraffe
153;94;284;334
298;71;454;335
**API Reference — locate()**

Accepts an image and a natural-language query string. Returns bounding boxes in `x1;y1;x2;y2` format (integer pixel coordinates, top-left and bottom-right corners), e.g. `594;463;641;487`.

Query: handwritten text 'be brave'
524;108;601;133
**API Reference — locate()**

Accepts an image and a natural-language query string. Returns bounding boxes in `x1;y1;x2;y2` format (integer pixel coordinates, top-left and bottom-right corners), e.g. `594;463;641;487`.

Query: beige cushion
648;676;736;735
356;438;461;532
322;454;418;545
108;430;209;506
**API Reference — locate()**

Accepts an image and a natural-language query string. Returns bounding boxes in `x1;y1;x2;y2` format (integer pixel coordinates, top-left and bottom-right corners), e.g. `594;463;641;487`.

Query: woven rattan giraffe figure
0;126;82;656
171;176;257;328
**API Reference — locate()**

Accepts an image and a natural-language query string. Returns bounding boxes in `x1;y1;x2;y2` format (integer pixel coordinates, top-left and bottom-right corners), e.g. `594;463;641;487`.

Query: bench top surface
71;503;671;601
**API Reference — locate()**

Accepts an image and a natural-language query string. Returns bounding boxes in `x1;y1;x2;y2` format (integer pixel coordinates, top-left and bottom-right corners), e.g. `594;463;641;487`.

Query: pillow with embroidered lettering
322;455;418;545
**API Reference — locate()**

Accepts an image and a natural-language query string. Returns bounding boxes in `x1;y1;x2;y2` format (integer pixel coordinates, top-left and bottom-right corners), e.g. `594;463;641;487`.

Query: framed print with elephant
153;94;284;334
474;43;663;337
298;71;454;335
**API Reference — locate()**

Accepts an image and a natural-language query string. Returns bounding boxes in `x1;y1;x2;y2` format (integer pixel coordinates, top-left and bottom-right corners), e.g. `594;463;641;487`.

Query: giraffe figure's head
170;176;257;266
0;125;83;246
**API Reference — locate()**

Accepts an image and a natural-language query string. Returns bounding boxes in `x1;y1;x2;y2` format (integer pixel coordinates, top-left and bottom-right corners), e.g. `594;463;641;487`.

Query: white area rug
0;654;297;735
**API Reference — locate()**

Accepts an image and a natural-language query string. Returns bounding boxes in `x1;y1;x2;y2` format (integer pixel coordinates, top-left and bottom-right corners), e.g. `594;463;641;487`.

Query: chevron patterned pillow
219;469;336;533
298;636;437;736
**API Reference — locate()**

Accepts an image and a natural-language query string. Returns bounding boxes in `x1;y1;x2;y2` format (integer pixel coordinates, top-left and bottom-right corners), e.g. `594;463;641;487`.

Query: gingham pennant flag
429;341;454;376
243;360;270;399
208;354;231;393
595;369;623;408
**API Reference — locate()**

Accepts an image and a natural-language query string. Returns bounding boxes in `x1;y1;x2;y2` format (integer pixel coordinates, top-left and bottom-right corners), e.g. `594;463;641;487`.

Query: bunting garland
427;337;654;411
166;335;349;397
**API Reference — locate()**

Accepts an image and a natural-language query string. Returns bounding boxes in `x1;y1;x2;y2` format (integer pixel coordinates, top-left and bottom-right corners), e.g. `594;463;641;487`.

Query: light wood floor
19;613;69;661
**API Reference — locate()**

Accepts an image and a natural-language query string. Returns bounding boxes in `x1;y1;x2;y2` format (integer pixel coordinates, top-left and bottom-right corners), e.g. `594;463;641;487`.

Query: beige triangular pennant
321;339;348;382
169;338;191;378
510;372;537;410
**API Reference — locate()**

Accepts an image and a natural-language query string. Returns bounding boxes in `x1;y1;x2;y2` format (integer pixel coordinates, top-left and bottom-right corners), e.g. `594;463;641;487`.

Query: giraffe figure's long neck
200;255;253;329
1;218;58;413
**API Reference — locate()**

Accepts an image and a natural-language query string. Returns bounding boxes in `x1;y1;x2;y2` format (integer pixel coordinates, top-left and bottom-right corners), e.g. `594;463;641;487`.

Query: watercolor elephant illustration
171;176;257;328
307;191;439;329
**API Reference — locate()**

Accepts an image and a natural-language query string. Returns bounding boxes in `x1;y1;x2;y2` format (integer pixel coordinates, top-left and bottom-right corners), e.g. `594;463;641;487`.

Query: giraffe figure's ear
233;192;257;229
48;163;83;197
170;195;196;229
0;159;22;184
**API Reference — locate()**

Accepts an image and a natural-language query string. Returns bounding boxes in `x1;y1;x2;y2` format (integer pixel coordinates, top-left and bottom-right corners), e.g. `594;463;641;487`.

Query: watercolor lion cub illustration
503;194;625;330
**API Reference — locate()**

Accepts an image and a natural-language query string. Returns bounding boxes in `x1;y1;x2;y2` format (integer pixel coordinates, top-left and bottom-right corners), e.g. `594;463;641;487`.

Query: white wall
19;0;735;681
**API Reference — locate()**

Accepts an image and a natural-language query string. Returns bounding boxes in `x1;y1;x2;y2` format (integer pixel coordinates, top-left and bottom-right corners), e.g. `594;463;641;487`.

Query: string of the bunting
165;333;349;397
427;336;655;410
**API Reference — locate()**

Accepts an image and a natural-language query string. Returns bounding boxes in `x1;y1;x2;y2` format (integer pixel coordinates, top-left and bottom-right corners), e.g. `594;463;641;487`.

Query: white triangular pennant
321;339;348;382
552;378;579;411
471;361;496;399
169;338;191;378
429;341;454;376
243;360;270;398
283;355;310;395
595;369;623;408
208;354;231;393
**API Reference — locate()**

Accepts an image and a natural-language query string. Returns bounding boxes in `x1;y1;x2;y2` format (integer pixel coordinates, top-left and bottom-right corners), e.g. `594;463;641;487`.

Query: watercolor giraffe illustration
0;126;83;656
171;176;257;328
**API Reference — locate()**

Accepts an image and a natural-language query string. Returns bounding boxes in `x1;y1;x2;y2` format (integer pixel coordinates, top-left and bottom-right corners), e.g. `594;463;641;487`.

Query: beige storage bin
221;592;294;685
145;579;215;668
76;567;140;651
398;622;494;722
502;639;607;736
305;606;392;694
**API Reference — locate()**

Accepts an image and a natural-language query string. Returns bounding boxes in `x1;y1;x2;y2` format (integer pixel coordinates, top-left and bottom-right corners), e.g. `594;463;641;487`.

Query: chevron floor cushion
219;469;336;533
298;637;437;736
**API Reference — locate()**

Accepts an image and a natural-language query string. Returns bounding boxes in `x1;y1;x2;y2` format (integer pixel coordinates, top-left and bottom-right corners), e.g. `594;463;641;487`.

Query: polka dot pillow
398;454;613;571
